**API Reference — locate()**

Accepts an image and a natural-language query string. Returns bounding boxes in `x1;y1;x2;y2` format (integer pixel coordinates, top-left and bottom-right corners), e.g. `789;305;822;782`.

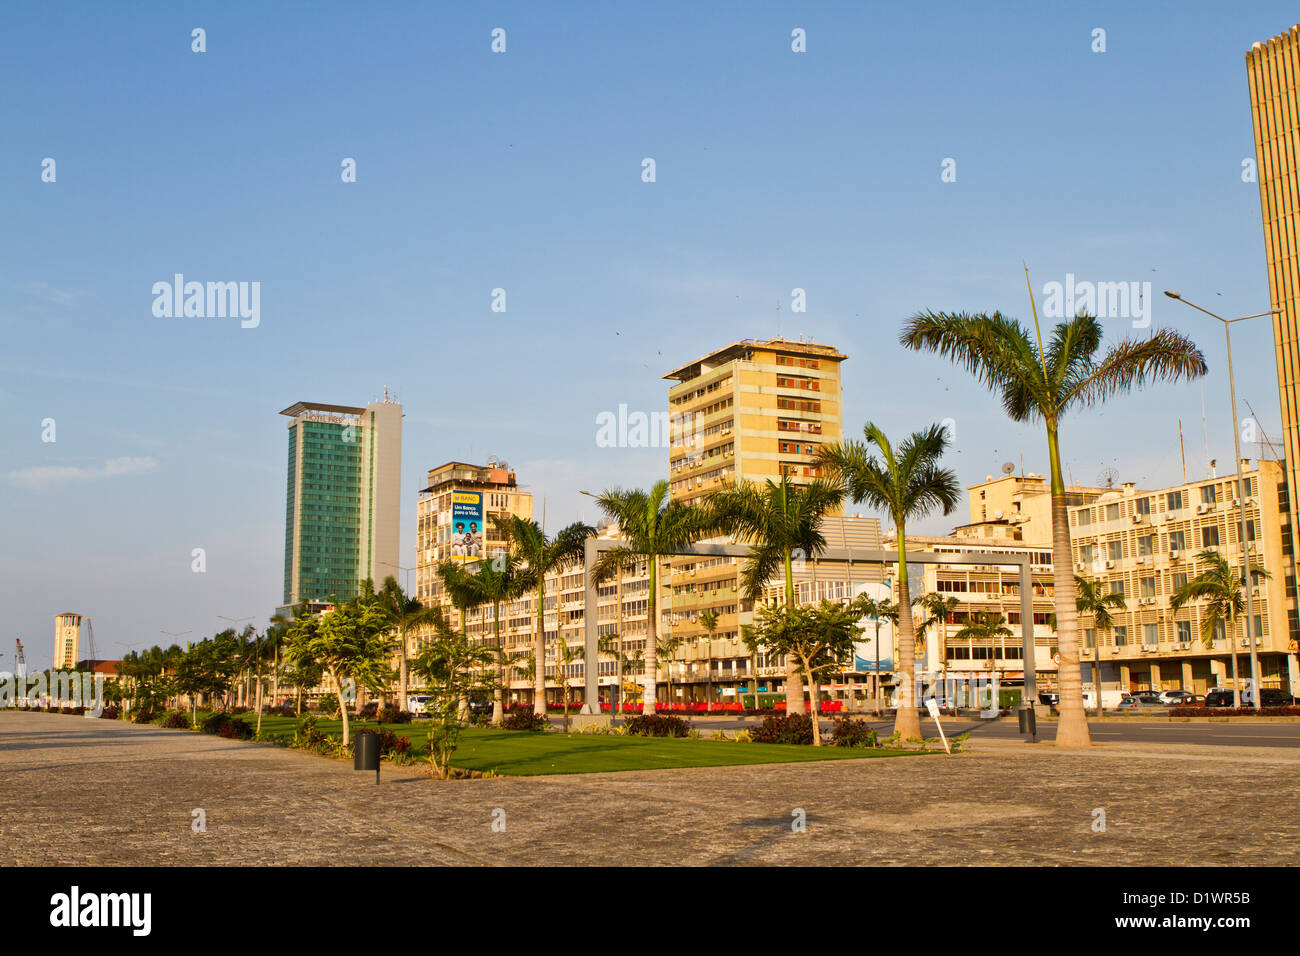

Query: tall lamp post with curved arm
1164;291;1280;710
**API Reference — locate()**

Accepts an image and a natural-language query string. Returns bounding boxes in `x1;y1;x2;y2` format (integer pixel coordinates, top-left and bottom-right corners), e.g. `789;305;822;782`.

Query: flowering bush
202;712;253;739
161;711;191;729
1168;705;1300;717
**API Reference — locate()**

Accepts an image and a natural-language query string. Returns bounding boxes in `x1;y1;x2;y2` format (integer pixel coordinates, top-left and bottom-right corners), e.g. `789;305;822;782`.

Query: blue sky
2;1;1294;668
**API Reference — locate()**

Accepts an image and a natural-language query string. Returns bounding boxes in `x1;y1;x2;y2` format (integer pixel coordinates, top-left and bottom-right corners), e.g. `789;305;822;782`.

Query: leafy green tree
412;627;496;778
742;600;861;745
1171;551;1270;708
708;474;845;715
819;424;960;740
494;515;594;715
592;481;713;713
284;599;393;746
901;300;1207;745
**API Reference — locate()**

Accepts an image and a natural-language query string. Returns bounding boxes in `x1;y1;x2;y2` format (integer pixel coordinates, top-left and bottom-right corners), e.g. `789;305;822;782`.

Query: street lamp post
1164;292;1280;711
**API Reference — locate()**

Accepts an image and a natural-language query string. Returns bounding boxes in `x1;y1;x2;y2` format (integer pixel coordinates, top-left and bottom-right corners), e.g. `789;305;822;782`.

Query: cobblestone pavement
3;712;1298;866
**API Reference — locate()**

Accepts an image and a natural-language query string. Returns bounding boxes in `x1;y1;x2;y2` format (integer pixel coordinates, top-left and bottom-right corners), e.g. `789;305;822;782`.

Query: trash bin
1017;705;1037;742
354;732;380;782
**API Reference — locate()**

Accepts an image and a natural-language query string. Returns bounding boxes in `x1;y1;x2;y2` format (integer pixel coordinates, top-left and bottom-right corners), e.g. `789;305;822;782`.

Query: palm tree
708;474;845;716
495;516;594;716
1048;576;1126;715
466;554;528;725
698;608;720;707
901;300;1207;745
918;592;960;684
376;576;440;713
954;613;1014;709
591;481;714;714
436;560;486;718
1171;550;1269;708
657;633;684;710
818;423;960;740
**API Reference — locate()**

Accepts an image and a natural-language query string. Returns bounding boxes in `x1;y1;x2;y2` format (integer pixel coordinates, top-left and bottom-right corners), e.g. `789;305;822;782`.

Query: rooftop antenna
1178;418;1187;483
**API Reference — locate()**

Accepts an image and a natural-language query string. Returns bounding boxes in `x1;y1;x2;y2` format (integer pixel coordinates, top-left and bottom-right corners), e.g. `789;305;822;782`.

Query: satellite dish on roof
1001;462;1015;475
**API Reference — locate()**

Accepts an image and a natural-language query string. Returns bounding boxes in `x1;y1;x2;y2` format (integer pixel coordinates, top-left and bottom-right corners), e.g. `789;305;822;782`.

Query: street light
378;561;415;596
1164;291;1280;711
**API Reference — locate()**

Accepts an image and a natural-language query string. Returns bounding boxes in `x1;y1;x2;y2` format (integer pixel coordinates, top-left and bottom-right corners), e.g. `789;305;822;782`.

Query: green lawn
247;714;930;776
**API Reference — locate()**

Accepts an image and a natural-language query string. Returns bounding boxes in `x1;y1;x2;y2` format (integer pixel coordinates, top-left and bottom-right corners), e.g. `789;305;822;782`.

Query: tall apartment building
1247;27;1300;616
279;396;402;615
53;612;85;670
661;338;848;662
1068;459;1298;694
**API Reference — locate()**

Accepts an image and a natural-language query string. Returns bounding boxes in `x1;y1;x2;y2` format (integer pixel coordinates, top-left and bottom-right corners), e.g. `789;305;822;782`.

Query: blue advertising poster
450;490;484;562
852;581;894;671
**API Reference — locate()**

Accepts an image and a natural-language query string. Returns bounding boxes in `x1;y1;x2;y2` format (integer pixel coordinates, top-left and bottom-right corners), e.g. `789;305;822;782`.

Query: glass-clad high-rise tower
279;396;402;614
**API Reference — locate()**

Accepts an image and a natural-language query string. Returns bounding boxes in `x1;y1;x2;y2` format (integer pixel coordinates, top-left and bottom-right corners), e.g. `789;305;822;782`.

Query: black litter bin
1017;705;1037;742
354;731;380;782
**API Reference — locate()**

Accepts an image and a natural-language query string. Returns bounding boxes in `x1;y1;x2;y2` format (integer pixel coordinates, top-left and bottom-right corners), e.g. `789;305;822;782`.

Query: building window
1176;620;1192;644
1201;485;1217;504
1166;490;1185;511
1140;577;1157;598
1108;540;1123;561
1106;503;1121;521
1144;623;1159;646
1169;530;1186;551
1135;496;1151;515
1114;626;1128;647
1138;534;1154;556
1201;525;1220;548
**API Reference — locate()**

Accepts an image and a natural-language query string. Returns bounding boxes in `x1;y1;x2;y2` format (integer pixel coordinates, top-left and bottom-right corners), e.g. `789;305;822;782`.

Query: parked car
407;695;433;716
1204;689;1236;708
1115;695;1143;711
467;696;492;716
1157;690;1195;706
1258;688;1298;707
1132;691;1163;705
1038;692;1060;706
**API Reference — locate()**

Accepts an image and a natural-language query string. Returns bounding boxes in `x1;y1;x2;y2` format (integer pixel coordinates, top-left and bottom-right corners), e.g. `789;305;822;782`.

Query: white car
407;695;432;715
1156;690;1195;705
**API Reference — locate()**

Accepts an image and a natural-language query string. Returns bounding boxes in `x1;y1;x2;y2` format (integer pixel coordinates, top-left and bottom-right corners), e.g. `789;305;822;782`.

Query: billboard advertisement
449;490;484;562
852;580;894;672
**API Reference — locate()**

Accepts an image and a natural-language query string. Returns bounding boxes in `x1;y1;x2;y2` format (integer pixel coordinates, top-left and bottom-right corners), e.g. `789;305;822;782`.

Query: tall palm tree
852;595;898;713
495;515;594;716
819;423;960;740
592;481;714;714
919;592;960;678
708;474;845;715
954;612;1014;709
1048;575;1126;715
1171;550;1269;708
901;299;1208;745
467;553;528;724
377;576;440;713
437;560;488;718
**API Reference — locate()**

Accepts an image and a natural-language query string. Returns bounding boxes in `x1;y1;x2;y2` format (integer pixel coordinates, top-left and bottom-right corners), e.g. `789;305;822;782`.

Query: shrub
501;711;549;732
294;715;330;751
161;711;192;729
831;717;879;749
100;705;121;720
354;728;411;757
624;713;692;738
316;693;340;717
132;709;157;724
750;714;814;745
376;705;412;725
201;712;254;739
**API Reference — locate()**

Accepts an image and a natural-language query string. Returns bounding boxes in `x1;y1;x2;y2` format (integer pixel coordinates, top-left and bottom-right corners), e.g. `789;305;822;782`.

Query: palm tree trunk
334;668;351;747
1231;644;1241;708
782;548;805;714
533;580;547;716
1047;424;1091;745
644;559;658;714
893;526;922;740
493;601;505;726
398;628;409;713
